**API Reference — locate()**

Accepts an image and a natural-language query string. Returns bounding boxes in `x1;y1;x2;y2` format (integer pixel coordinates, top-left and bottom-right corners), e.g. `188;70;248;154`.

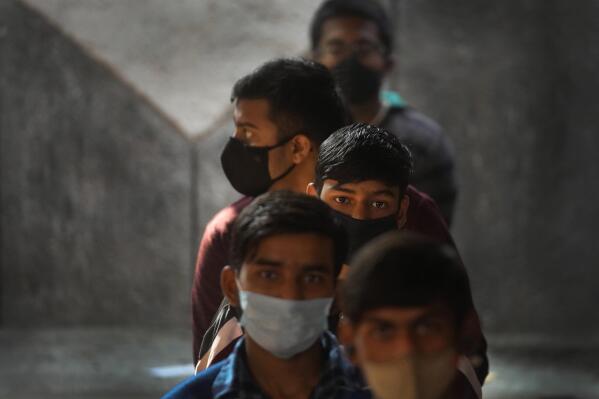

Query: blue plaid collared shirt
211;331;369;399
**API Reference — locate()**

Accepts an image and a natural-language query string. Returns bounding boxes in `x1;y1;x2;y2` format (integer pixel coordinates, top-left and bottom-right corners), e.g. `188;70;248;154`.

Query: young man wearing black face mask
191;58;348;364
308;123;453;261
310;0;458;226
307;123;488;385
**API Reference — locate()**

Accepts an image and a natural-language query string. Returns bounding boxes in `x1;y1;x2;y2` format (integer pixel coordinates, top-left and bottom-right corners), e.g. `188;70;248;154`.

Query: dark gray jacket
379;105;457;225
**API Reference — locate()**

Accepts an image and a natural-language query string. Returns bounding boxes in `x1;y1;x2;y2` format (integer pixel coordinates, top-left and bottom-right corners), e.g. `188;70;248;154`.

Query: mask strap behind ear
263;132;298;150
270;163;295;184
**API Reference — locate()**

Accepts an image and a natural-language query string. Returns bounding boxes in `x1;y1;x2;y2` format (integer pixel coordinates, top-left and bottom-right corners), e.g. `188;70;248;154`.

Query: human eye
334;196;351;205
258;269;278;281
414;319;443;336
304;273;325;284
370;322;395;341
324;42;346;57
371;200;387;209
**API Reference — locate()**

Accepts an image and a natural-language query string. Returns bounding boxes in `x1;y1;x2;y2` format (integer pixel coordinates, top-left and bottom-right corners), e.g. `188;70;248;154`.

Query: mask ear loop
264;132;302;183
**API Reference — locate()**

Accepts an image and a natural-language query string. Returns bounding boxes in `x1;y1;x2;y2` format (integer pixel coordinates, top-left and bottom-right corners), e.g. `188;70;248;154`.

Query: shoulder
404;186;454;246
383;106;443;136
203;196;253;239
382;107;452;157
406;185;435;207
161;362;225;399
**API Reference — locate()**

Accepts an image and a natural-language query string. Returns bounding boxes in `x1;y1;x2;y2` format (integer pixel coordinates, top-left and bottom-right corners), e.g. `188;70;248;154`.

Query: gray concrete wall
1;0;192;327
393;0;599;337
1;0;597;341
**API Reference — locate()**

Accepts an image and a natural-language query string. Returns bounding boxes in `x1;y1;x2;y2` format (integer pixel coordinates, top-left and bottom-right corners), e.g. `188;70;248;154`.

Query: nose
278;276;304;301
391;329;417;356
232;130;244;141
351;203;369;220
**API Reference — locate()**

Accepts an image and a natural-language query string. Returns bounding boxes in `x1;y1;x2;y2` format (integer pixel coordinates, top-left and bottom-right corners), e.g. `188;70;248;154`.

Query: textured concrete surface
392;0;599;338
21;0;323;138
1;328;598;399
2;0;598;363
1;0;192;326
0;328;192;398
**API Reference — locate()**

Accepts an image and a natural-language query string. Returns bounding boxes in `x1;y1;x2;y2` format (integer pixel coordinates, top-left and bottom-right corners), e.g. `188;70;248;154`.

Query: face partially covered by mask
220;136;295;197
331;210;397;261
362;350;458;399
332;55;384;105
238;290;333;359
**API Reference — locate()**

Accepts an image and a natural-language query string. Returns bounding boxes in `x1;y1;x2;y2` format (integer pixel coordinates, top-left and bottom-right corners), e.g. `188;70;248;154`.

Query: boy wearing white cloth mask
163;191;370;399
340;232;482;399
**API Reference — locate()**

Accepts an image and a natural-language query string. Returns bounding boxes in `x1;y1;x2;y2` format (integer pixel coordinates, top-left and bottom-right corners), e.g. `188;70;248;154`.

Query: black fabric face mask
331;210;398;262
220;136;295;197
332;55;383;105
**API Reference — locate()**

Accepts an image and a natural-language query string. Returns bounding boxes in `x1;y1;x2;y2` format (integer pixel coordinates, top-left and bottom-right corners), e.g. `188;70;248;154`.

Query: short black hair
315;123;412;194
342;232;474;327
230;191;348;276
231;58;347;146
310;0;393;56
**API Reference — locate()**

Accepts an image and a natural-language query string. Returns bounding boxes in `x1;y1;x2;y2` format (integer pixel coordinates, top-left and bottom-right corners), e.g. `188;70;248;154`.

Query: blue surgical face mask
238;290;333;359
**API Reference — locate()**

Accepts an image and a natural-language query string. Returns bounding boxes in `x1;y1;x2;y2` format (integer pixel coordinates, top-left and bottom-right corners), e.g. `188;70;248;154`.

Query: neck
244;336;323;399
348;97;383;124
269;160;315;194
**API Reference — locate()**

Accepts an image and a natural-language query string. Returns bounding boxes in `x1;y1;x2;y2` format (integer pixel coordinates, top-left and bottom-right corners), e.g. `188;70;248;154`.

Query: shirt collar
212;332;367;399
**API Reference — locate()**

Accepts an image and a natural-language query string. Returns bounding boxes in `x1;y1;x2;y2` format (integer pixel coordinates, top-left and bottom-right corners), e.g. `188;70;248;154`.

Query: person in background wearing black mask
307;123;488;386
310;0;458;225
191;58;347;365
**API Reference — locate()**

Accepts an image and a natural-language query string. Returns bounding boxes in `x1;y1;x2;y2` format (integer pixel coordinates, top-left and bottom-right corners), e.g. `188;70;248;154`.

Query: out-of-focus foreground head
341;232;473;399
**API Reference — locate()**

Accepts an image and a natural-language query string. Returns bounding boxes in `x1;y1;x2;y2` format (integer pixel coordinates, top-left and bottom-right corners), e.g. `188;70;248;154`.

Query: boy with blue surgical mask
163;191;370;399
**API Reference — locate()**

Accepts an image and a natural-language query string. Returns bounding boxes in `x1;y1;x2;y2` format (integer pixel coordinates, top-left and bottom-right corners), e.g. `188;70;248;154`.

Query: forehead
360;304;454;325
319;16;382;44
322;179;399;196
233;98;272;122
248;233;335;269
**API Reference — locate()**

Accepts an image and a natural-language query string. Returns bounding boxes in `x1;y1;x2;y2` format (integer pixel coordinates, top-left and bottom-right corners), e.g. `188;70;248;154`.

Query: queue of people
165;1;486;398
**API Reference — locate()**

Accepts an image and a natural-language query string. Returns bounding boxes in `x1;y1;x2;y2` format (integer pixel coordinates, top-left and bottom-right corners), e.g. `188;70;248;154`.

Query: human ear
338;318;359;364
221;266;240;307
306;182;319;197
397;194;410;229
384;53;395;75
290;134;313;164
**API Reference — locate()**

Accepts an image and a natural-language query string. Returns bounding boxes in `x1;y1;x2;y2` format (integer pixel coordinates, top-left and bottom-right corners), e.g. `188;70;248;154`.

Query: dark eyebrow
252;257;283;267
330;183;356;193
362;315;396;326
330;183;396;198
372;189;396;197
301;264;331;274
235;121;259;129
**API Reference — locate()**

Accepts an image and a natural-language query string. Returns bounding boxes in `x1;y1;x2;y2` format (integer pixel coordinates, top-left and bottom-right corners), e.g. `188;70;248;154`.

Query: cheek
314;54;337;70
267;148;291;177
417;333;455;354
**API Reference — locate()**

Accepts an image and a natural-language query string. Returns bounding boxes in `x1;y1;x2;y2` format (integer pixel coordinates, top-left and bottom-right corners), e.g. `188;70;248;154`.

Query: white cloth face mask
361;349;457;399
238;290;333;359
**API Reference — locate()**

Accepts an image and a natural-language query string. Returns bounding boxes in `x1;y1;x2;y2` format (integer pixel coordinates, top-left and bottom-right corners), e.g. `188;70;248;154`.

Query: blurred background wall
1;0;598;396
